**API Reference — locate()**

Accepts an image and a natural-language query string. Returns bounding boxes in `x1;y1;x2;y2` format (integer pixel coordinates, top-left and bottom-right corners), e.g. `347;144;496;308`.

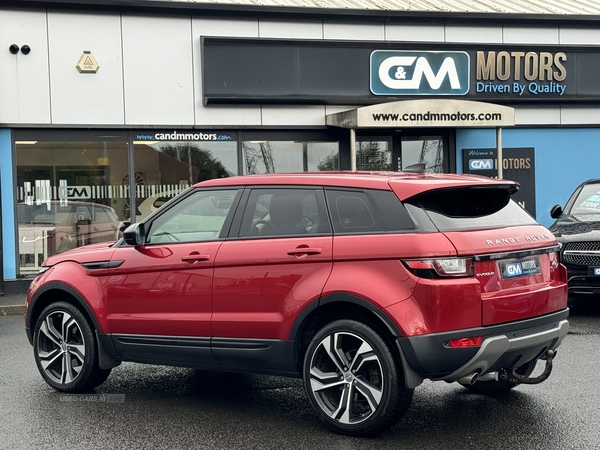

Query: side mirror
550;204;563;219
76;214;92;226
122;222;146;246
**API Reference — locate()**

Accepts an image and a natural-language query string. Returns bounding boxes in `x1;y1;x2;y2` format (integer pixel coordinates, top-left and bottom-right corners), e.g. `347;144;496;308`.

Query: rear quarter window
407;187;537;231
326;189;414;234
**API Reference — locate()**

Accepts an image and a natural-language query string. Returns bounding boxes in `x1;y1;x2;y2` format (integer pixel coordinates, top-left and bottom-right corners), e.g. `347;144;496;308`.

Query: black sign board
202;37;600;105
462;147;536;218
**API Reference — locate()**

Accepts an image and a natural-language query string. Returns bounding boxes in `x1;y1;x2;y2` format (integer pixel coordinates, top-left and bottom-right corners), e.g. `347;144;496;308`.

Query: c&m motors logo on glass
469;159;494;170
370;51;470;96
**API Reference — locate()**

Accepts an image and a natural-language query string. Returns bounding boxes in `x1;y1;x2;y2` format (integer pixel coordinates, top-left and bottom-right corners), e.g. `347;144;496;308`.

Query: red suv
25;172;569;436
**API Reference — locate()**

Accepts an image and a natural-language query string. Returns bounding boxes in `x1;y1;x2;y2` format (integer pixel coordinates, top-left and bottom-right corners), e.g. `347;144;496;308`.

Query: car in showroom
18;200;123;272
549;178;600;299
25;172;569;436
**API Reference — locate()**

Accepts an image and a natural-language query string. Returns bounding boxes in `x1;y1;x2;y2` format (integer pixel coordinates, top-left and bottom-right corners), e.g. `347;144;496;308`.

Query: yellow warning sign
76;51;99;73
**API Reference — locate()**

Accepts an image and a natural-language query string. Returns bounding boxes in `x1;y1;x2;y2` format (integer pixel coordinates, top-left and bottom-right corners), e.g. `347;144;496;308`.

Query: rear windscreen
406;187;537;231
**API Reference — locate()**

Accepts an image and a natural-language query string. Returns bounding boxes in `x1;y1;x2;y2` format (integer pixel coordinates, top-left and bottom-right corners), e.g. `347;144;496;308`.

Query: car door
211;187;333;370
106;188;241;365
88;204;120;243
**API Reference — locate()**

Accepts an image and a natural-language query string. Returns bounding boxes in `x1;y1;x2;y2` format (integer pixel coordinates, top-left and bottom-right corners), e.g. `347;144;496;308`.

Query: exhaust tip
458;371;479;385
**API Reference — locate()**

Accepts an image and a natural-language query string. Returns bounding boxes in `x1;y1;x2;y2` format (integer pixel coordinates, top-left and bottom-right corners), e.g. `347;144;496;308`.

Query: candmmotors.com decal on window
135;131;234;141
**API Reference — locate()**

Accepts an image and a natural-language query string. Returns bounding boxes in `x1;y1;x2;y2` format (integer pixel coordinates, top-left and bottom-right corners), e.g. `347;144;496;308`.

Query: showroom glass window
132;132;238;221
401;135;444;173
14;131;338;275
242;140;339;174
355;137;392;171
15;134;128;275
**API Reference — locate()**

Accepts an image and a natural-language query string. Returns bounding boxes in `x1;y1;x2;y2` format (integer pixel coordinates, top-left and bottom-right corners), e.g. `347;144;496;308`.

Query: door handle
287;247;322;256
181;252;211;263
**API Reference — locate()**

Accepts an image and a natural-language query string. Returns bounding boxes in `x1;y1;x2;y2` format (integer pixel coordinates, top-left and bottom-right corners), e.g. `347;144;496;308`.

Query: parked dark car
550;178;600;299
26;172;568;436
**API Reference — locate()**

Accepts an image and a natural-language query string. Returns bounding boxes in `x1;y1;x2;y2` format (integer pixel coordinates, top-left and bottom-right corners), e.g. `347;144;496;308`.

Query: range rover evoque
25;172;569;436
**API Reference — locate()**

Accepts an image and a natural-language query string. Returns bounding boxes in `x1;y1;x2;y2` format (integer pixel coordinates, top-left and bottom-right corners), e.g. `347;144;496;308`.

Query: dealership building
1;0;600;290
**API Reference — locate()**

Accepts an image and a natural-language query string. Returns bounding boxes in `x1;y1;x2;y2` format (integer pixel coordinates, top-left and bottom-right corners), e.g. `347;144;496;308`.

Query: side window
146;189;239;244
326;189;414;234
94;207;119;223
74;206;92;225
239;188;331;237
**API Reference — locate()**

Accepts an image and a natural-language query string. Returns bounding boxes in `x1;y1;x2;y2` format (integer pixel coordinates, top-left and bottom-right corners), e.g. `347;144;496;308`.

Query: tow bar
500;349;555;385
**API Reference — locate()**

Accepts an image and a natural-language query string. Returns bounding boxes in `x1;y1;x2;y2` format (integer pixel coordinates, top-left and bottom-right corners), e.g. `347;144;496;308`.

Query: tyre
33;301;111;393
303;319;413;436
462;360;537;395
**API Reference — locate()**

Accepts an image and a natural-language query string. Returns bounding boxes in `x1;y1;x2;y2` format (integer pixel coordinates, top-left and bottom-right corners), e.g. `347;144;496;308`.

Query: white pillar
496;127;503;180
350;128;356;171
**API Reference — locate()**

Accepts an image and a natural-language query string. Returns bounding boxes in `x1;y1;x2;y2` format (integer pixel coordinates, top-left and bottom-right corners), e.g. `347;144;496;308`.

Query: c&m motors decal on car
370;51;470;96
500;257;541;279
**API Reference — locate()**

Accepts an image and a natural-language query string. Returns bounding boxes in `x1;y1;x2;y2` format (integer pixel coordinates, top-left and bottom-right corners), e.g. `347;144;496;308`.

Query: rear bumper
397;309;569;381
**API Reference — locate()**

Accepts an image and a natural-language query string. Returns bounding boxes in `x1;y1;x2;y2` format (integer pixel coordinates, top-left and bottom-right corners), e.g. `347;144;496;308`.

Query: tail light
403;257;473;278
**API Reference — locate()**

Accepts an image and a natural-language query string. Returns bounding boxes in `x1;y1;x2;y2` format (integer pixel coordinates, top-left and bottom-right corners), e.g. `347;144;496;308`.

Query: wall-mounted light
9;44;19;54
21;45;31;55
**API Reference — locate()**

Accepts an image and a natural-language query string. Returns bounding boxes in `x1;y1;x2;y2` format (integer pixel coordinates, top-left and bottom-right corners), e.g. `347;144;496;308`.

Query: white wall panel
262;105;327;126
445;25;502;43
560;106;600;125
48;12;124;125
196;105;263;126
503;26;558;44
385;24;444;42
325;105;358;115
0;10;50;124
514;106;560;126
560;27;600;45
323;22;384;41
193;18;261;125
259;20;322;38
122;15;194;125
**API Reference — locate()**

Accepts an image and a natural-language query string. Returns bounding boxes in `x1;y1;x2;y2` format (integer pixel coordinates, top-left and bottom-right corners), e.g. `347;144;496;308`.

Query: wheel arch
290;292;405;374
27;282;102;343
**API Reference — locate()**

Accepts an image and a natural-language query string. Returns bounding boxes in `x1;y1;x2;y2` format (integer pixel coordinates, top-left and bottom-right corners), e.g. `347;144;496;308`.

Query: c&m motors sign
203;38;600;104
371;51;470;96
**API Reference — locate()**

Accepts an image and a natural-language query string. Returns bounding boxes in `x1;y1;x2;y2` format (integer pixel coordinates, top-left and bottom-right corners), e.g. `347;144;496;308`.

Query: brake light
403;257;473;278
447;336;483;348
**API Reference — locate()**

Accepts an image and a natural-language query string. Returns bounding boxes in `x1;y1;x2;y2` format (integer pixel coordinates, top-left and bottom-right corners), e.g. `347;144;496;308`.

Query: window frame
143;187;243;245
325;188;416;235
231;186;332;239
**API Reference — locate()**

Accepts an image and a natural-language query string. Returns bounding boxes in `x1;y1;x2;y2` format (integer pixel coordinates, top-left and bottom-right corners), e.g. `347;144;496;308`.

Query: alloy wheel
308;331;383;425
36;311;86;385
